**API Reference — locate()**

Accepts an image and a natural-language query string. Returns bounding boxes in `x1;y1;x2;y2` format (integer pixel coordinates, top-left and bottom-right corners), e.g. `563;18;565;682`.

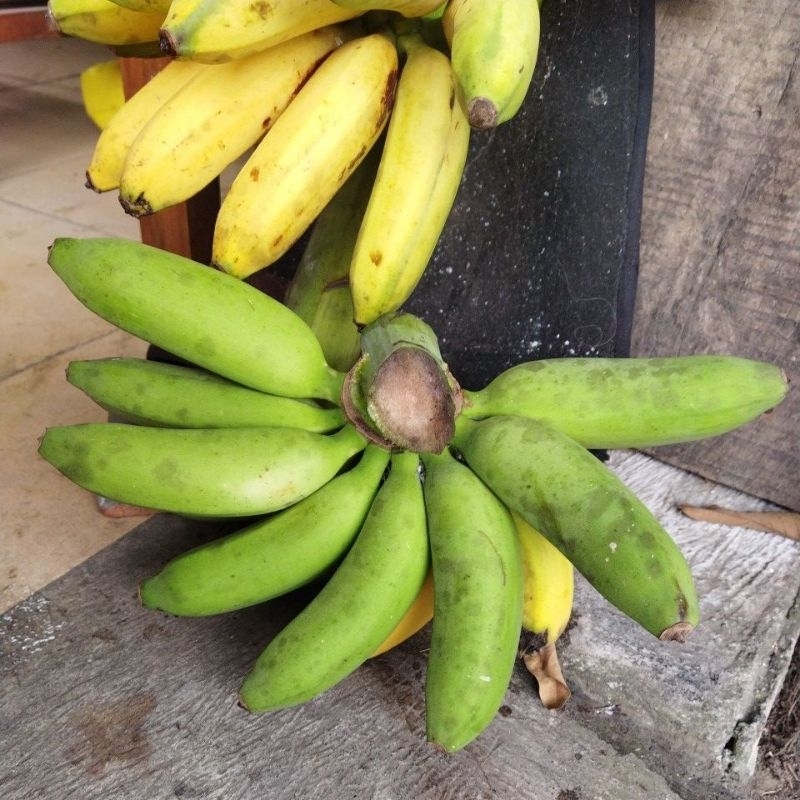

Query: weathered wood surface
631;0;800;510
1;452;798;800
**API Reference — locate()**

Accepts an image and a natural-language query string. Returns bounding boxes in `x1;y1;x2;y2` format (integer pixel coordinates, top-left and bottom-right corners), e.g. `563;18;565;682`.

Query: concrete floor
0;36;147;613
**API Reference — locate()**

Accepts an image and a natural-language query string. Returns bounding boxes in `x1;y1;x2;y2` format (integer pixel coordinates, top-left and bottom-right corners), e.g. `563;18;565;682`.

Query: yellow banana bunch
212;32;398;279
349;32;470;325
47;0;165;45
86;59;210;193
442;0;541;129
160;0;362;63
118;26;347;218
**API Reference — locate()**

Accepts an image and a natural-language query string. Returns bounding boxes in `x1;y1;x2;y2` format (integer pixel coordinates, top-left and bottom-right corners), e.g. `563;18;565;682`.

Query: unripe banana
86;59;211;193
139;445;390;616
47;0;165;45
453;415;700;640
67;358;345;432
118;27;346;217
160;0;361;64
47;237;344;403
442;0;540;129
283;144;382;373
371;569;434;657
512;511;573;643
422;447;522;753
239;450;429;712
39;423;367;517
212;33;398;278
349;33;470;325
461;356;789;449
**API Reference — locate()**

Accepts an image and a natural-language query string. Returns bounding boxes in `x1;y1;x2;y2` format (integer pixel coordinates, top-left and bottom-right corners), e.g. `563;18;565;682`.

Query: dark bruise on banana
40;237;789;753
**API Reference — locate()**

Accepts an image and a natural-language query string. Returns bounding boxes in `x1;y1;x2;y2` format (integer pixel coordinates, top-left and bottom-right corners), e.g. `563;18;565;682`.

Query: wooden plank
631;0;800;510
0;8;59;42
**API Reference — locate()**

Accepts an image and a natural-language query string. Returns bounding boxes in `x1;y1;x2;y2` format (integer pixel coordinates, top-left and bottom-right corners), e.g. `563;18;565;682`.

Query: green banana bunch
442;0;541;129
160;0;362;63
239;450;429;712
47;237;344;403
283;145;383;373
139;445;390;615
452;414;700;640
422;447;523;752
461;356;789;449
211;32;399;279
38;422;367;517
117;27;347;218
349;31;470;326
86;59;210;193
47;0;165;45
67;358;345;432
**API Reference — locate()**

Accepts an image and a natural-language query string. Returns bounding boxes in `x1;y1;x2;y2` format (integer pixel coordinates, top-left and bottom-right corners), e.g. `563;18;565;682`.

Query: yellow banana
330;0;443;16
371;569;434;657
106;0;170;11
86;59;210;193
80;60;125;131
160;0;362;64
350;33;469;325
442;0;540;129
118;27;347;217
512;511;573;643
47;0;165;45
212;33;398;279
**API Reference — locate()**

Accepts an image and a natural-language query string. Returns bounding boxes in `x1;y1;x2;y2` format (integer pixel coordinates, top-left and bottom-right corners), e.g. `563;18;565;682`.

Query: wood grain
631;0;800;510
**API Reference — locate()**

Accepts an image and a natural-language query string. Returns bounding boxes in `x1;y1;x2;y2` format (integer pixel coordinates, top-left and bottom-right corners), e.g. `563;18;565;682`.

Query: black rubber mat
405;0;655;390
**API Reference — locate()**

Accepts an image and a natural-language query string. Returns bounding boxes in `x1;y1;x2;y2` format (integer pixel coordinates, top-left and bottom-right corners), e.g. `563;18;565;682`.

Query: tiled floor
1;37;148;612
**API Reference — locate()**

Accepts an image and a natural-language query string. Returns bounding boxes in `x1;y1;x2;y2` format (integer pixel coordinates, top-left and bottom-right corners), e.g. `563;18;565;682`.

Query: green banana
283;144;382;373
67;358;345;432
421;447;522;753
452;415;700;640
38;423;367;517
47;237;344;403
461;355;789;449
139;444;390;616
239;449;429;712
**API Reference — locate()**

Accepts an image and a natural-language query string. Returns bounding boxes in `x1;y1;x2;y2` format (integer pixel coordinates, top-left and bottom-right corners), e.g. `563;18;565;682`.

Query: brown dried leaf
679;504;800;541
522;641;571;710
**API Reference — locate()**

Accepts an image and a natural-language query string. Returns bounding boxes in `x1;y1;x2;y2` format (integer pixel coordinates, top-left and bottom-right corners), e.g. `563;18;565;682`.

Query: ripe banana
330;0;444;16
67;358;345;432
421;447;522;753
212;32;398;279
461;356;789;449
118;27;347;217
283;144;383;373
139;444;390;615
239;450;429;712
106;0;169;11
86;59;209;193
512;511;573;642
39;422;367;517
442;0;540;129
47;0;165;45
160;0;362;64
371;569;434;657
453;415;700;641
349;33;470;325
79;60;125;131
48;237;344;403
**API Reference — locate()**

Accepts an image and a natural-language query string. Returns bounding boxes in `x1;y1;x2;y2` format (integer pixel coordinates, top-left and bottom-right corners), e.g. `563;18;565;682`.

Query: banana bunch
53;0;543;330
39;237;789;753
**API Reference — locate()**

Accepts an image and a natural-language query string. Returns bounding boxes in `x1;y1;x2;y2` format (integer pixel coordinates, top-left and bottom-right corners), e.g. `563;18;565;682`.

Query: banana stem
343;312;462;453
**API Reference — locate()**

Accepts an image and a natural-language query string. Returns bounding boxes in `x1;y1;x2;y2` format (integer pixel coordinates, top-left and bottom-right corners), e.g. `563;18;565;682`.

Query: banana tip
466;97;499;130
659;621;694;643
